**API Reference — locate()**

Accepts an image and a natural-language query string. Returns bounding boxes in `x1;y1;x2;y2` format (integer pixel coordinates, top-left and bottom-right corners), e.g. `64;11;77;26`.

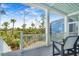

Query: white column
64;16;69;38
20;32;24;55
45;9;50;45
78;14;79;35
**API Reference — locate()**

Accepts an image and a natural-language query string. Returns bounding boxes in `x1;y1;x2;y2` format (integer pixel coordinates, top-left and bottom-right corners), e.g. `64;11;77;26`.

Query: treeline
0;14;45;50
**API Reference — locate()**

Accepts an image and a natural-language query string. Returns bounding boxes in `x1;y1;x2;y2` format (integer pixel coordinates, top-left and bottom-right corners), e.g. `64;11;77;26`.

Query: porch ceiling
25;3;79;16
44;3;79;15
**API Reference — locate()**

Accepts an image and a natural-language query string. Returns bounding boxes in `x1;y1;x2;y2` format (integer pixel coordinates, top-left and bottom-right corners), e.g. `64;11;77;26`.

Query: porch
1;3;79;56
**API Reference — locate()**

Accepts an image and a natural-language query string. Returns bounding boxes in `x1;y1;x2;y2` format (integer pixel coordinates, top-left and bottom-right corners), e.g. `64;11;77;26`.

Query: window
69;23;78;33
69;24;75;32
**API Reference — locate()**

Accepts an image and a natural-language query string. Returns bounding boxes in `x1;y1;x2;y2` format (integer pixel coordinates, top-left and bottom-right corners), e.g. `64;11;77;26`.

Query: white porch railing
20;32;78;54
50;32;78;42
24;34;46;42
20;32;78;48
20;32;46;52
50;33;64;42
68;32;78;36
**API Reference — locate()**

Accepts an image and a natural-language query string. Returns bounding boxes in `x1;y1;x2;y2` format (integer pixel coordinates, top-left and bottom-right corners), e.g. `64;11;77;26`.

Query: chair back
64;36;79;49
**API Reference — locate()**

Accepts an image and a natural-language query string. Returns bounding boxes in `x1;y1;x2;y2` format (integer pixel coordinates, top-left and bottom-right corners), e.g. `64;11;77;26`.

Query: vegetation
0;14;45;51
31;22;35;28
2;22;9;33
10;19;16;35
22;24;26;32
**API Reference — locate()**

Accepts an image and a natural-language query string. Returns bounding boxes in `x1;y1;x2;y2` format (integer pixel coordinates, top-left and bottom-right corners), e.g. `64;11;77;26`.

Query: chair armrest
53;41;64;46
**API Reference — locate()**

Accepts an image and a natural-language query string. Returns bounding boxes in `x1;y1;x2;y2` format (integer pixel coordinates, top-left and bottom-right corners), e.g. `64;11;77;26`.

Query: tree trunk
12;23;14;35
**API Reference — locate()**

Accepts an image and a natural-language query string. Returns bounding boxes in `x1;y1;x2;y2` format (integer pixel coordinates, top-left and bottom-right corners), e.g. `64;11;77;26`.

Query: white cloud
1;4;9;8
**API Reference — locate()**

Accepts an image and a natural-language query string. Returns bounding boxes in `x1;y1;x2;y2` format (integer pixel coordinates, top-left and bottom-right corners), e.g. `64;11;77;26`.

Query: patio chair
52;36;79;56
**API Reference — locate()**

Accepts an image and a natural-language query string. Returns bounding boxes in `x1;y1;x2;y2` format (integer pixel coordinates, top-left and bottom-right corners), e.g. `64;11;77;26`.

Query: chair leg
68;50;69;54
74;47;77;56
61;45;64;56
60;51;64;56
52;41;55;56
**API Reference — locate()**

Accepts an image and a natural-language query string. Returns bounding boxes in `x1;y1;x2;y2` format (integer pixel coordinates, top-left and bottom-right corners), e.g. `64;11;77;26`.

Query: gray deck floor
2;44;53;56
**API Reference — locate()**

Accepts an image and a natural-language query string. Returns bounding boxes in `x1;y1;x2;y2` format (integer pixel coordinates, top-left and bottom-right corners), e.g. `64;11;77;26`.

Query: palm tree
40;14;45;29
11;19;16;35
2;22;9;33
0;7;6;30
0;9;6;15
22;24;26;32
31;22;35;28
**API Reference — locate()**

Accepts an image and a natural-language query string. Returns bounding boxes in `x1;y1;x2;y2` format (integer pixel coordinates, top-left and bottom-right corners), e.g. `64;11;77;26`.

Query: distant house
50;19;64;33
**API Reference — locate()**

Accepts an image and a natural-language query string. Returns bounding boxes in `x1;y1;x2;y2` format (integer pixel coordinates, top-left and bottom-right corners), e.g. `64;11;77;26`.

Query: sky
0;3;64;28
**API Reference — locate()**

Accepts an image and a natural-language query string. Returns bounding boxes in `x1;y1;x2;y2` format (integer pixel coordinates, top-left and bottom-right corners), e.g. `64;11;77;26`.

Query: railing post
20;32;24;55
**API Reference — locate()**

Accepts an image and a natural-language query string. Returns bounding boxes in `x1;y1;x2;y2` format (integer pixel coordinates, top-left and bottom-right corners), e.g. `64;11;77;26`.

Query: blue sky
0;3;64;28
